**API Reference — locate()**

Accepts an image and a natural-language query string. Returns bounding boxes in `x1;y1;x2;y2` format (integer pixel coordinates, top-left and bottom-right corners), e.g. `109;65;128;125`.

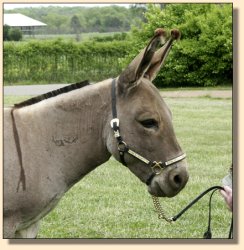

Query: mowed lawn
4;95;232;239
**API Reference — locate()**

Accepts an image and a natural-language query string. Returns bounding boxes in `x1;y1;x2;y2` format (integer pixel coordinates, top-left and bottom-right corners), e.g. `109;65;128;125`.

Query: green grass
160;86;232;91
4;96;232;239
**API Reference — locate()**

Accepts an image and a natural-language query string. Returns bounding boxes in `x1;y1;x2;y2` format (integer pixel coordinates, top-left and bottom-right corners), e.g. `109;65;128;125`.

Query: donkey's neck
16;79;112;189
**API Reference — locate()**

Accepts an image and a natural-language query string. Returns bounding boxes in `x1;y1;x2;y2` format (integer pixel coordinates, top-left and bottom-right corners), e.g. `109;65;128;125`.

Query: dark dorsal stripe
11;108;26;191
14;80;90;109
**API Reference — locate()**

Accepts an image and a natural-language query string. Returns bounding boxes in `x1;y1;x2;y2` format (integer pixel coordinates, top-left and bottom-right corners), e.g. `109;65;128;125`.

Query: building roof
4;13;46;27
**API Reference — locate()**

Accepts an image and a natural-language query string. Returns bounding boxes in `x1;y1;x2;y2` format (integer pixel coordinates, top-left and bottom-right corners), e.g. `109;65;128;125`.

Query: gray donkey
4;28;188;238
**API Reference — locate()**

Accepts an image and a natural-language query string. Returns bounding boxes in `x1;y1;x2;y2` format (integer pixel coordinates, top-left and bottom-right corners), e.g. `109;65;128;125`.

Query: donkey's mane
14;80;90;109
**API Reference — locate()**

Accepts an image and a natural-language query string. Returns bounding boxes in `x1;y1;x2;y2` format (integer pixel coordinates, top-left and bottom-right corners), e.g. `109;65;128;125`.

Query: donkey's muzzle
148;162;189;198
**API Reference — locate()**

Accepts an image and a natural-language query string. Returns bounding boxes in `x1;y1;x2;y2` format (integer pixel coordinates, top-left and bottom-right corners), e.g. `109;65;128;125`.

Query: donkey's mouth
148;182;167;197
148;162;189;197
148;184;181;198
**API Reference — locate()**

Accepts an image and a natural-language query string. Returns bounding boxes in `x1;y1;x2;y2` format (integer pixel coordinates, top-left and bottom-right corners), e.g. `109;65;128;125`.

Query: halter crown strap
110;79;186;184
111;78;118;120
111;79;151;166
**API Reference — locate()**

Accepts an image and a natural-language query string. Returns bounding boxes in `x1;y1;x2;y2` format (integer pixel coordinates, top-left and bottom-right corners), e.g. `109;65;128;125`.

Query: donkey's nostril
169;171;186;190
174;174;182;185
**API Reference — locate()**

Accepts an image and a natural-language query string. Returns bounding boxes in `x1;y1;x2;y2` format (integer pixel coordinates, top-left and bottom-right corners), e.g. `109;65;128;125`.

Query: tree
43;13;68;34
102;14;124;31
3;25;11;41
127;3;232;87
3;26;22;41
9;28;23;41
70;15;81;41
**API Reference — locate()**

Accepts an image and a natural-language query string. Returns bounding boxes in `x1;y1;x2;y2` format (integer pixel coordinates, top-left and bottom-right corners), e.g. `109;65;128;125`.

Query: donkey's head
106;29;188;197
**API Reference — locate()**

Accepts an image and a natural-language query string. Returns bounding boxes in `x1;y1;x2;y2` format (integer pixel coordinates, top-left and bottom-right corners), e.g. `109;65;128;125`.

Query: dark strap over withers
11;108;26;191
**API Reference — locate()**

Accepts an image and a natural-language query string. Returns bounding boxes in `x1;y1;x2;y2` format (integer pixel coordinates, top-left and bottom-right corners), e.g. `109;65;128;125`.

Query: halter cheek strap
110;79;186;185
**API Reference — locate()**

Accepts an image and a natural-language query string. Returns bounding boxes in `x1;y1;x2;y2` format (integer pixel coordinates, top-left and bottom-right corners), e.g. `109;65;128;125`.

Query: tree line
4;5;146;34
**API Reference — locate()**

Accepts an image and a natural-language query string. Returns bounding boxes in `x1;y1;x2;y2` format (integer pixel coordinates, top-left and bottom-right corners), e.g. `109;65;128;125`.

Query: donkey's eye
140;119;158;129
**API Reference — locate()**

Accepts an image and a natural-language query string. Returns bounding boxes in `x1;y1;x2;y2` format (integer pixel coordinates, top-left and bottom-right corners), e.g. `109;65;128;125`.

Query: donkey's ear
118;29;167;93
144;29;181;81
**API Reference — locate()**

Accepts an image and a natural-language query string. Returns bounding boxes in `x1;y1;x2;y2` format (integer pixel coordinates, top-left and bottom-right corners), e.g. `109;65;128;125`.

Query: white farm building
4;13;46;35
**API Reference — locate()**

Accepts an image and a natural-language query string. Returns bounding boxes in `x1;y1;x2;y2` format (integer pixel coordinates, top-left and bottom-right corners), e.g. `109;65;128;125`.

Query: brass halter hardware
151;162;165;175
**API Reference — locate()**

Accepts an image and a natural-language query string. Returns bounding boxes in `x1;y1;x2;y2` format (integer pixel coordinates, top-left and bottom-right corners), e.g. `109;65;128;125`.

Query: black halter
110;79;233;239
110;79;186;185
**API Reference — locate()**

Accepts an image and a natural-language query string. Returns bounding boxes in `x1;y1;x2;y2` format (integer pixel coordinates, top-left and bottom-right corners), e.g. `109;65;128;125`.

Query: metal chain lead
151;195;173;223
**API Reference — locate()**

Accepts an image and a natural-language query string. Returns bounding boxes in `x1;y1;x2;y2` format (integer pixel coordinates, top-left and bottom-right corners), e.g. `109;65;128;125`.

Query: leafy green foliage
70;15;81;34
3;25;23;41
3;39;130;84
3;25;11;41
70;15;82;41
90;32;128;42
127;4;232;87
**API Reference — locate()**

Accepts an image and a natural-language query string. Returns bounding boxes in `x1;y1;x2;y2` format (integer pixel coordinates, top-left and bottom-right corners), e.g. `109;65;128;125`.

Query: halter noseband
110;79;186;185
